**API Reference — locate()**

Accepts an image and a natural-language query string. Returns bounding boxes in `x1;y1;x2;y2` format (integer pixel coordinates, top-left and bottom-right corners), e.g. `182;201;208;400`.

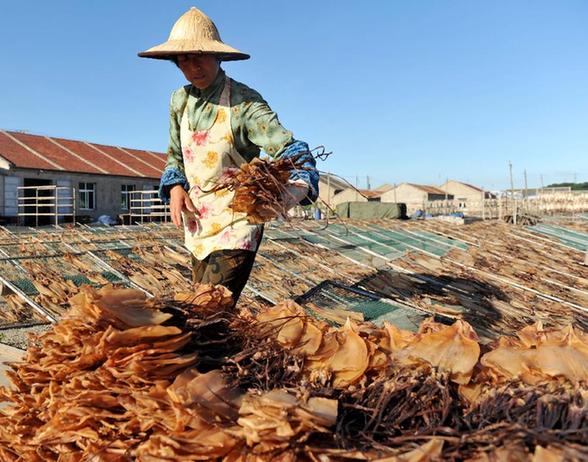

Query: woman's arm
242;99;319;205
277;140;319;206
159;89;197;227
159;90;189;204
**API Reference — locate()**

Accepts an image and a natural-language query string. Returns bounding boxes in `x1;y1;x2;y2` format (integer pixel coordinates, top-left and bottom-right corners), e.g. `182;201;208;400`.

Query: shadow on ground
356;269;507;339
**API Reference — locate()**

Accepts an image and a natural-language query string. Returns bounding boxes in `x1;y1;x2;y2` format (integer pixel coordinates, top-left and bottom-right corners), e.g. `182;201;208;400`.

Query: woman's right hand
170;185;197;228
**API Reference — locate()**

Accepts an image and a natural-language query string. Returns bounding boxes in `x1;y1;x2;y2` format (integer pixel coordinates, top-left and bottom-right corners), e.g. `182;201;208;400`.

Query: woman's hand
282;180;309;210
170;185;197;228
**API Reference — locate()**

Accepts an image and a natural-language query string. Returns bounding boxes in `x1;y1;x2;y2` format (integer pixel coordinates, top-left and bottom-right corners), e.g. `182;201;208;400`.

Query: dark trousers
191;249;257;306
191;229;263;306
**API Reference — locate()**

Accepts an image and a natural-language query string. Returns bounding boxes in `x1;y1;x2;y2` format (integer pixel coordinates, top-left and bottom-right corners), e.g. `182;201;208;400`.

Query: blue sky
1;0;587;191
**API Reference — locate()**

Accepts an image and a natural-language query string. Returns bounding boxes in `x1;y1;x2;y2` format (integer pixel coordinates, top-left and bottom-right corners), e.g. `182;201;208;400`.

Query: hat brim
138;39;250;61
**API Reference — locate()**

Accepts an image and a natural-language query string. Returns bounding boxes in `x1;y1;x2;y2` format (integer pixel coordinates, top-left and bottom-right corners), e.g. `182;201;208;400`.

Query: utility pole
509;161;517;225
523;169;528;215
366;175;371;190
509;162;515;196
499;191;503;221
327;174;331;207
444;177;449;215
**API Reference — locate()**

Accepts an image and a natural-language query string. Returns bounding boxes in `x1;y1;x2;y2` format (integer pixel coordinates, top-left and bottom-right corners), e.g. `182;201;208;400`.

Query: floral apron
180;79;262;260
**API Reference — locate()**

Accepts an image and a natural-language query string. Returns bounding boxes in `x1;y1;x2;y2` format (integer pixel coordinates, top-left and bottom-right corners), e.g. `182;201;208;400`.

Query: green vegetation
546;182;588;191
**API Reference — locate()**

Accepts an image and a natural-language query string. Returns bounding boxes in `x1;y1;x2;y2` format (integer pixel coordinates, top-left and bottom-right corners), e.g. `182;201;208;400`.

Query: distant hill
546;182;588;191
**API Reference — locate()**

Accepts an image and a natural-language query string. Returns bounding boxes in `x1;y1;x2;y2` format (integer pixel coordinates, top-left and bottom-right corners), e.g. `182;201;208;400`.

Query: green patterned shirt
164;69;294;175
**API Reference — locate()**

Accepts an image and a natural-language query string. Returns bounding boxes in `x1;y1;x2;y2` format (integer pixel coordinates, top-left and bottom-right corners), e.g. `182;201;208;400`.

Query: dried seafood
211;153;308;224
1;284;588;460
102;246;192;297
250;300;588;459
1;293;46;324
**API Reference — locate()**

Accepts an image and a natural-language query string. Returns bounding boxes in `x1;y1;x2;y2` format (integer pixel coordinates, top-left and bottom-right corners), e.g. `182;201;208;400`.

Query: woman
139;7;319;305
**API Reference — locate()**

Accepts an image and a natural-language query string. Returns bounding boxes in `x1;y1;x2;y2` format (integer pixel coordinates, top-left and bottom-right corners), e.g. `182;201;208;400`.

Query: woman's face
176;54;220;89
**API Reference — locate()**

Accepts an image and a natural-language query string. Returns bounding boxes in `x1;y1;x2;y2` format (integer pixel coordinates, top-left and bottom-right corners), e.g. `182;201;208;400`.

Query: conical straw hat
138;7;249;61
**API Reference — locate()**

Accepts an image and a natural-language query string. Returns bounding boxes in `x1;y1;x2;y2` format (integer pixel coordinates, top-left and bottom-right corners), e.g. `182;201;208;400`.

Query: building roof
0;130;166;179
440;179;484;192
360;189;382;199
372;183;394;193
319;173;350;191
405;183;448;195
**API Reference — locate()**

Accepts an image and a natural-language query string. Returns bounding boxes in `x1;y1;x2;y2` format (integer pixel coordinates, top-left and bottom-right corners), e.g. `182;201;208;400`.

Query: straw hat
138;7;249;61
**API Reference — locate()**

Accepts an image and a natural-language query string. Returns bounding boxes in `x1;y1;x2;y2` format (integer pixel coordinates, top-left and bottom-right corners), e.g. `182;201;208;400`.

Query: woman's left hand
282;180;309;210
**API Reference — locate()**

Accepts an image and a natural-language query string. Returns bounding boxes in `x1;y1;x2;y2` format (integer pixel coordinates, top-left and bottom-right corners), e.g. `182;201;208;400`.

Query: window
79;182;96;210
121;184;136;210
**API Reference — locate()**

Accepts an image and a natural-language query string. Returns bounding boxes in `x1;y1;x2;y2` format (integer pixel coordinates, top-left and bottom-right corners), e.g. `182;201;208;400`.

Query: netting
529;223;588;251
296;280;432;331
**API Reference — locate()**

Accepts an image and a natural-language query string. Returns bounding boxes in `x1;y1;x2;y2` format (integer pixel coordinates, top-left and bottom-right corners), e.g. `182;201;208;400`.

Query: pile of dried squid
211;153;309;224
0;284;586;461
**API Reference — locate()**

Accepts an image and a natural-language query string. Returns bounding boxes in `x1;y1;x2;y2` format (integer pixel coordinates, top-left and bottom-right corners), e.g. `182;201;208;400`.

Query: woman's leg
190;228;264;306
191;255;208;283
198;249;257;306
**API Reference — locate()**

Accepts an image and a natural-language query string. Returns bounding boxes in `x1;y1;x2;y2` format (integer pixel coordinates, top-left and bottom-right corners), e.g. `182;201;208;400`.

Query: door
21;178;54;226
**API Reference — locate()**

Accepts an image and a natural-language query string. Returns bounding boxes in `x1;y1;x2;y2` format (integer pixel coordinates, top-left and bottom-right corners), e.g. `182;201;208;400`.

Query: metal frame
17;185;76;226
128;189;170;224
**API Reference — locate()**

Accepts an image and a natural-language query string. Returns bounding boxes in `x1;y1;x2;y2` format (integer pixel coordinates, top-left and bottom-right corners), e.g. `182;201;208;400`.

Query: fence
417;191;588;220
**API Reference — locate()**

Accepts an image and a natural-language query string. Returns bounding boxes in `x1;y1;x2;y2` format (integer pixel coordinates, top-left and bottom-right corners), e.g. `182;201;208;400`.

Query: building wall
0;174;4;215
330;188;368;207
1;175;22;218
381;184;427;205
381;184;455;213
318;177;349;207
439;180;484;202
318;182;340;207
427;193;453;201
0;169;159;221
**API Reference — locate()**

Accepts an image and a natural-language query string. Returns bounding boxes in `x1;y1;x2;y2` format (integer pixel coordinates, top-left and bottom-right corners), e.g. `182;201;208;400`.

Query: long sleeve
241;99;294;158
159;90;189;204
240;99;319;204
157;75;319;205
278;141;319;205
